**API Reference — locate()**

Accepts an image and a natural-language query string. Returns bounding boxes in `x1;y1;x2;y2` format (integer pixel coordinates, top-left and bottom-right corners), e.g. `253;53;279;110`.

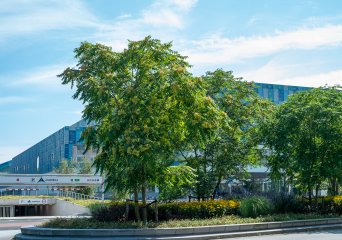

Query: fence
0;188;101;201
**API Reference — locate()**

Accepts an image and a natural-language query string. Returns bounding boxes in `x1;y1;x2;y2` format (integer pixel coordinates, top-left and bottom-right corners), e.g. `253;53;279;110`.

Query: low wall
16;218;342;240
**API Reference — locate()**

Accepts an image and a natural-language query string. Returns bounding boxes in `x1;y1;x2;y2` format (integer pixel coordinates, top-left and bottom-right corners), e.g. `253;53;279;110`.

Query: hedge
89;200;239;222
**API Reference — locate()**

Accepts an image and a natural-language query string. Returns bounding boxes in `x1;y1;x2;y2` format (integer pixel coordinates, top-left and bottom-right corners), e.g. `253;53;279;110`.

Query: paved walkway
226;229;342;240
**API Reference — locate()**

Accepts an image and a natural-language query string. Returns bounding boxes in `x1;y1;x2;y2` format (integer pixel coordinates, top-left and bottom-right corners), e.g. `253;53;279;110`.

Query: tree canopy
180;69;273;199
59;36;223;222
260;87;342;202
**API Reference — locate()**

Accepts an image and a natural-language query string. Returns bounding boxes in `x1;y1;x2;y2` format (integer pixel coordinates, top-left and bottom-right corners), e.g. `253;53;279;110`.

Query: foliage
156;165;197;202
41;213;338;229
181;69;273;199
59;36;223;222
76;157;95;195
260;87;342;202
157;200;239;220
239;196;273;218
271;194;305;214
54;159;75;174
89;200;239;222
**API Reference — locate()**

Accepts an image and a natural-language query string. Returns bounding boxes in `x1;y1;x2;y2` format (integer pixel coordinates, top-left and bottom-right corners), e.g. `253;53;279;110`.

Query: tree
261;87;342;203
54;159;75;174
156;165;197;202
180;69;272;199
59;36;223;222
77;157;94;195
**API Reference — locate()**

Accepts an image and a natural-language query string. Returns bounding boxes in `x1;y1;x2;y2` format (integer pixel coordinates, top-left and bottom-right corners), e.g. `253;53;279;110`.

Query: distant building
10;120;96;174
254;82;311;104
0;160;12;173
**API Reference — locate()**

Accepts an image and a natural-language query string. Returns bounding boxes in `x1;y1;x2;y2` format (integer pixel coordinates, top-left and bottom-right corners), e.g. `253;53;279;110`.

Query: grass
41;213;340;229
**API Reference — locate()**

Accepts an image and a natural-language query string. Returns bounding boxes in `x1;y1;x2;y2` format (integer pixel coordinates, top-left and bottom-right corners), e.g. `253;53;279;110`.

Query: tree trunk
308;185;312;207
141;183;147;224
330;178;338;196
133;188;140;222
314;184;319;207
212;177;222;199
336;182;339;195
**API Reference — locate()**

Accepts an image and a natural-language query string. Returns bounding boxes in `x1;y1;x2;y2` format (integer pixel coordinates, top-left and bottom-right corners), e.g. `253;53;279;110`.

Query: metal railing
58;190;101;200
0;188;101;201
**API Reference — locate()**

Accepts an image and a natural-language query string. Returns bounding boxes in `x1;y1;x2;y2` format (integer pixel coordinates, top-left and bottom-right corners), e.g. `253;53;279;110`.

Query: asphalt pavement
0;217;49;240
226;229;342;240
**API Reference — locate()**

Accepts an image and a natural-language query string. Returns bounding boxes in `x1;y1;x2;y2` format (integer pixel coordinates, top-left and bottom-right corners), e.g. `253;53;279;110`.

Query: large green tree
59;36;223;222
180;69;272;199
261;87;342;203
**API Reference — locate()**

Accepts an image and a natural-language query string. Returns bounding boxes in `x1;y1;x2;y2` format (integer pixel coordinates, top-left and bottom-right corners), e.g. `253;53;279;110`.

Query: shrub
239;196;273;218
158;200;239;220
89;200;240;222
89;202;128;222
271;194;305;214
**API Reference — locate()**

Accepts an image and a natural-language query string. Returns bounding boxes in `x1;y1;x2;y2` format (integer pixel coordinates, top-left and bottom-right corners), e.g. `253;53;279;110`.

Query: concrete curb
15;218;342;240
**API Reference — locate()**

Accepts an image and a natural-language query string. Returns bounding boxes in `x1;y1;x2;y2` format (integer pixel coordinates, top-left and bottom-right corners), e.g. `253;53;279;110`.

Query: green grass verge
41;214;339;229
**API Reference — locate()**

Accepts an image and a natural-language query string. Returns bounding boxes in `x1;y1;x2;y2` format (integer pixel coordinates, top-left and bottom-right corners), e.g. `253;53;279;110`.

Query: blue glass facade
254;83;311;104
10;120;95;174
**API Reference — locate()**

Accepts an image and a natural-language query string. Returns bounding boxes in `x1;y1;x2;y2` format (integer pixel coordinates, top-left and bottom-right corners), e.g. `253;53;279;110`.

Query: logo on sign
38;177;45;183
31;178;35;182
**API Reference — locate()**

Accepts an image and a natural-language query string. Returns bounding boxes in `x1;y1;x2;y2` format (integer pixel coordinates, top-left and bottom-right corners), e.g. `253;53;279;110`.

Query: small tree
54;159;75;174
156;165;197;202
77;157;94;195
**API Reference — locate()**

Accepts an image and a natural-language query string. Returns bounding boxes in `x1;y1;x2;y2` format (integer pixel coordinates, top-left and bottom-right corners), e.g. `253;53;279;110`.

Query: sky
0;0;342;163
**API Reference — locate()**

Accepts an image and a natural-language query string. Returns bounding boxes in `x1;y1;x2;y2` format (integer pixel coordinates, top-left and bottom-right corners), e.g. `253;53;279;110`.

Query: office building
10;120;96;174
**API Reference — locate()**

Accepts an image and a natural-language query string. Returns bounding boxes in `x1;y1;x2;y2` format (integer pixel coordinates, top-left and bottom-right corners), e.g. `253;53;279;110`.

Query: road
0;217;49;240
225;229;342;240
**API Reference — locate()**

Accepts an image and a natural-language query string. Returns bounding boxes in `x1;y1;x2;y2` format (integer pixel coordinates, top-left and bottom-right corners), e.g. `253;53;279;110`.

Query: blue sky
0;0;342;163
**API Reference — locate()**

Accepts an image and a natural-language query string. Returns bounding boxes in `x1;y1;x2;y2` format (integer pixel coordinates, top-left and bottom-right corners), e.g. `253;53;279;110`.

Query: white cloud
0;0;198;48
185;25;342;65
94;0;197;50
279;70;342;87
240;61;342;87
0;0;100;41
140;0;197;28
6;64;69;88
0;96;30;105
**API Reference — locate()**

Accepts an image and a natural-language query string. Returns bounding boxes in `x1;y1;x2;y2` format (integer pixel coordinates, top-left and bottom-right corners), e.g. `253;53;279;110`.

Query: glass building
254;83;311;104
10;120;96;174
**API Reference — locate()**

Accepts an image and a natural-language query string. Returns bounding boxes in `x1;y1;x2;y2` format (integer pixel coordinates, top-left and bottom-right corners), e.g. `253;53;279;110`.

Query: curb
15;218;342;240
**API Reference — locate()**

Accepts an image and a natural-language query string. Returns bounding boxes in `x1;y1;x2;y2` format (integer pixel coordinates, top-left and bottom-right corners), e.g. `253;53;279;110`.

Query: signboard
19;198;48;205
0;174;103;186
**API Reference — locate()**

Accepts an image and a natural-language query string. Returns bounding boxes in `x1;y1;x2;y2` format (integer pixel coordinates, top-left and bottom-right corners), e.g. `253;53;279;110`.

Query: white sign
19;198;48;205
0;174;103;186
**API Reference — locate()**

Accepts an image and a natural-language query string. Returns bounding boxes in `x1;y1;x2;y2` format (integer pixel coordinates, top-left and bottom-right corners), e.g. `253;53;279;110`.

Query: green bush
239;196;273;218
89;200;239;222
271;194;305;214
89;202;128;222
158;200;239;220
